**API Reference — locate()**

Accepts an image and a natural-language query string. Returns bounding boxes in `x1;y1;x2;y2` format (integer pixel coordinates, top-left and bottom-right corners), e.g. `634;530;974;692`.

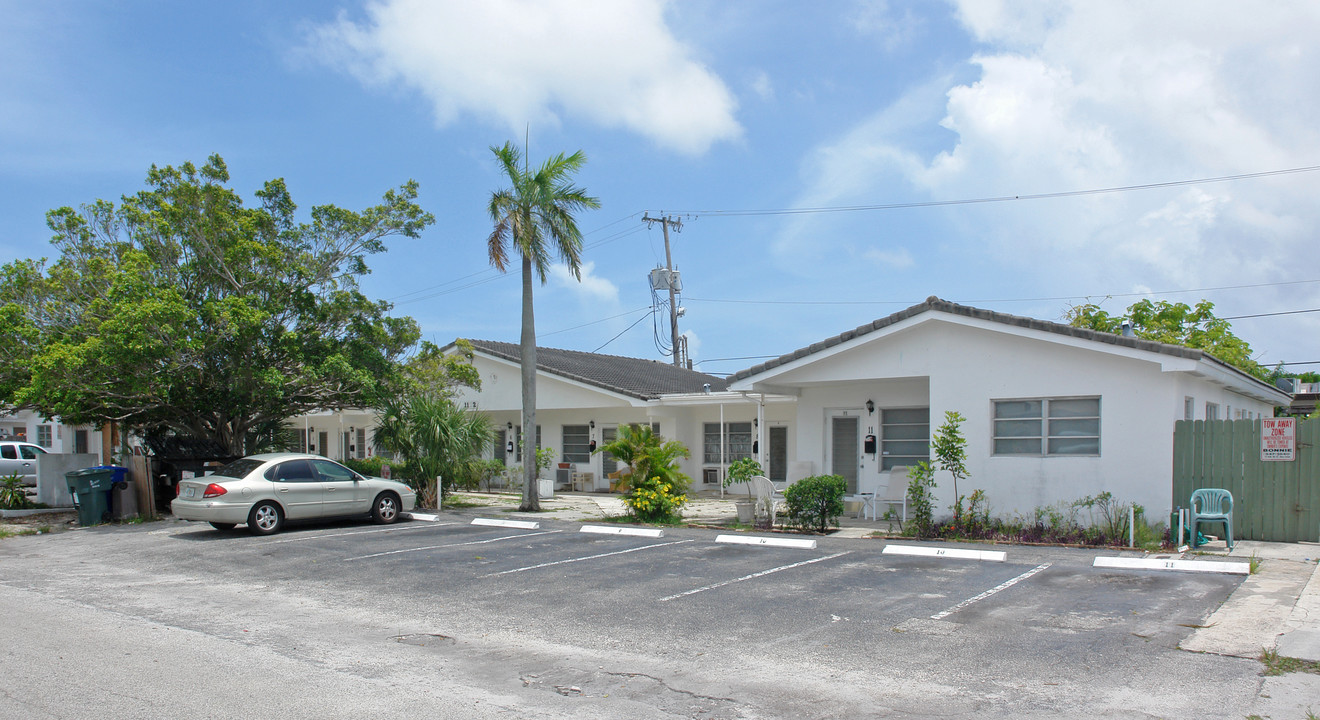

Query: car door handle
327;488;336;493
279;487;289;493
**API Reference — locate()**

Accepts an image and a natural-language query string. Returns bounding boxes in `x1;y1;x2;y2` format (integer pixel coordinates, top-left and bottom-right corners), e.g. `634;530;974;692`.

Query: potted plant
724;457;763;524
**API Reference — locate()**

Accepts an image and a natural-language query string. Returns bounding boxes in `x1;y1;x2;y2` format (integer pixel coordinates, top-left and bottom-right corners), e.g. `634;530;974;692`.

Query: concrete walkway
462;489;1320;664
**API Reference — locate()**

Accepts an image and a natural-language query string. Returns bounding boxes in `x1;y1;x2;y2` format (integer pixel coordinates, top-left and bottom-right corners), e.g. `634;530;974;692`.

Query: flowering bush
622;475;688;523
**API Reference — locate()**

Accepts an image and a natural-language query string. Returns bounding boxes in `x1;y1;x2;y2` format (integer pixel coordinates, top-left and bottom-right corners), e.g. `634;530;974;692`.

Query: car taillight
202;483;228;498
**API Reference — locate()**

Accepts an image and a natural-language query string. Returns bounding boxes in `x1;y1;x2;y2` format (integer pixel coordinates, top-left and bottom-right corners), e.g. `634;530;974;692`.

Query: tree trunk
520;255;540;511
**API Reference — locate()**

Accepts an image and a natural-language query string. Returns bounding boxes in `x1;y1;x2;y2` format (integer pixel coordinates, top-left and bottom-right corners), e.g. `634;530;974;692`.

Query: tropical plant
372;393;492;507
594;424;690;493
783;474;846;533
0;473;31;509
904;460;938;538
931;410;969;528
487;141;600;511
0;155;432;453
724;457;762;498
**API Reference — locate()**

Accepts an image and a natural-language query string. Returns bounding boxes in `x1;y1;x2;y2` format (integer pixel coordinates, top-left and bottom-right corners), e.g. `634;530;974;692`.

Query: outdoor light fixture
589;420;595;429
507;422;513;430
866;399;875;414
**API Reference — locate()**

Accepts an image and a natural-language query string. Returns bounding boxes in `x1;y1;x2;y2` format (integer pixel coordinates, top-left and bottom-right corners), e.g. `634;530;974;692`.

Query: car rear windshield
209;458;266;480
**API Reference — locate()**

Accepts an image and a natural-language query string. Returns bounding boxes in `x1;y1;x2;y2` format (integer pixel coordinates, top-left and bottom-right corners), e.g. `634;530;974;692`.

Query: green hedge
784;474;846;533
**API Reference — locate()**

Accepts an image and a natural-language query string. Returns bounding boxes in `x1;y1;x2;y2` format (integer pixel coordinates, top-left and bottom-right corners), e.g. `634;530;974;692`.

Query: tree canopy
1066;299;1265;379
0;155;434;455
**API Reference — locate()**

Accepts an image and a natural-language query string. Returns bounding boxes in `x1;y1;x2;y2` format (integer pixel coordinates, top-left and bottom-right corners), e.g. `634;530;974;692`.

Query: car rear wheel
209;522;237;531
372;492;400;524
247;501;284;536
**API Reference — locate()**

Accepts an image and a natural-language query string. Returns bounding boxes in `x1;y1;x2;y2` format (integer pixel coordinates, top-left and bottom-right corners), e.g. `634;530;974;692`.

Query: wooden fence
1172;419;1320;543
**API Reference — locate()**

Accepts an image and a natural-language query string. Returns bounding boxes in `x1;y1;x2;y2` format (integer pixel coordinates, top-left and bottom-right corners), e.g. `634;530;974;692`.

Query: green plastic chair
1189;488;1234;549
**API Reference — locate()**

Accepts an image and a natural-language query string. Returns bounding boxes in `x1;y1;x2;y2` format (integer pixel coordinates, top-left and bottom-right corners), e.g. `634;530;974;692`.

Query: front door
830;415;861;494
600;426;618;481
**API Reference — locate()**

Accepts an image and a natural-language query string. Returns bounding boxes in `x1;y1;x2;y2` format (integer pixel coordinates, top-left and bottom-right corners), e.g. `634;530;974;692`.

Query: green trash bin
65;467;115;526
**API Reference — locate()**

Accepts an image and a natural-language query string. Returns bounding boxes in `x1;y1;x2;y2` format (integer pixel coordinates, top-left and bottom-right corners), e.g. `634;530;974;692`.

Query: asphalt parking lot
2;511;1313;719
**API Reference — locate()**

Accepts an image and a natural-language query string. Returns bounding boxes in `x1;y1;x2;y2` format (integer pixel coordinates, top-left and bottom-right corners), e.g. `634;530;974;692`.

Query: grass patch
1260;648;1320;676
1249;554;1262;574
438;498;485;509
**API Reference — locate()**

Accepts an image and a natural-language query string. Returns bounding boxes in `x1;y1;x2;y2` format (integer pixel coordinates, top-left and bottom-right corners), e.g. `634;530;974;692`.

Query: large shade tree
1067;299;1266;379
486;142;599;511
0;155;434;455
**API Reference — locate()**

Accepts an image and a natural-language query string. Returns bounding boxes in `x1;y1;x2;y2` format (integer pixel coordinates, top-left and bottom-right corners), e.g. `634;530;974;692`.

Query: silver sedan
171;453;417;535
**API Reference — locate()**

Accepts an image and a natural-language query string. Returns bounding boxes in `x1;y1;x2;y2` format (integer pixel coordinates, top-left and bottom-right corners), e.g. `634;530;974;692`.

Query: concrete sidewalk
477;489;1320;664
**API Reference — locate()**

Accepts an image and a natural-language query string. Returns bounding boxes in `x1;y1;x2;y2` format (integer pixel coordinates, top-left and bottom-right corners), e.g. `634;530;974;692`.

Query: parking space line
342;529;563;560
267;522;461;544
486;539;696;577
658;551;852;602
930;562;1051;620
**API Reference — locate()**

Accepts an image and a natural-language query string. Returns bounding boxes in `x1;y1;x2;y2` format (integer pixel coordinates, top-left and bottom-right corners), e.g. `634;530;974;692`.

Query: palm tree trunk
520;254;540;511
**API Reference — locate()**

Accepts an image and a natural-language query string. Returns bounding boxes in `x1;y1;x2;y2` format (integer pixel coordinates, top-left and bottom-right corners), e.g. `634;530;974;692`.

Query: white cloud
863;247;915;269
305;0;741;155
749;70;774;101
551;261;619;304
777;1;1320;361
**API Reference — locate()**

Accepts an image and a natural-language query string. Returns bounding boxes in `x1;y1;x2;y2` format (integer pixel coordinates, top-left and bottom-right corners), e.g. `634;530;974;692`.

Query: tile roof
464;340;728;400
728;296;1285;397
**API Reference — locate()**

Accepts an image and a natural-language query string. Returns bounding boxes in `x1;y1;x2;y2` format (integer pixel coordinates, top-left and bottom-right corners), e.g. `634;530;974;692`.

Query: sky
2;0;1318;377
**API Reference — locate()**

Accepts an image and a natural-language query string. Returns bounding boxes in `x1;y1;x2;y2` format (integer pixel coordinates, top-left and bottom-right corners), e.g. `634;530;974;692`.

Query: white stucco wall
745;315;1282;522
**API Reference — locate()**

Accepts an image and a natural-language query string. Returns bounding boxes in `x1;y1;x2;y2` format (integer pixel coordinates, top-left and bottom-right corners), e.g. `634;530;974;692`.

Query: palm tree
373;393;492;507
487;141;599;511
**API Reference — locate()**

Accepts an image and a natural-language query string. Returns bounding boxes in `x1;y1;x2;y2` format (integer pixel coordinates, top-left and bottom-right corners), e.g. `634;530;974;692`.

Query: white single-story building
726;297;1291;519
288;297;1290;520
450;340;794;492
0;409;108;459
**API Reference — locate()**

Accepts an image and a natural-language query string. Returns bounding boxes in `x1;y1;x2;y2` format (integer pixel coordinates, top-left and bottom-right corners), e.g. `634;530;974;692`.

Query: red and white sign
1261;418;1296;462
381;464;391;480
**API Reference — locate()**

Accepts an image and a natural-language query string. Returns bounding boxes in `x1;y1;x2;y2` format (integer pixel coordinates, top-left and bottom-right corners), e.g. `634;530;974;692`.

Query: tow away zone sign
1261;418;1295;462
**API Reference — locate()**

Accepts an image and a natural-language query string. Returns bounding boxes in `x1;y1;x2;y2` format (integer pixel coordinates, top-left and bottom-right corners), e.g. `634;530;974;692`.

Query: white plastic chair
750;475;785;526
879;466;910;526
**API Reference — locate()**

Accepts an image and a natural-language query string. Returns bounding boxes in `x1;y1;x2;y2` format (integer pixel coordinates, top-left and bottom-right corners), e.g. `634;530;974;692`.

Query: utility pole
642;213;685;367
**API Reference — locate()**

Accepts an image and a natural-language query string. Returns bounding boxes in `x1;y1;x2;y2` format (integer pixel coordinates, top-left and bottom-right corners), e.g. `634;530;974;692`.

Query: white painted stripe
883;544;1007;562
715;534;818;549
268;522;459;544
930;562;1052;620
343;529;562;560
488;539;695;576
660;552;852;602
471;518;541;530
1093;557;1250;575
407;513;439;521
580;525;665;538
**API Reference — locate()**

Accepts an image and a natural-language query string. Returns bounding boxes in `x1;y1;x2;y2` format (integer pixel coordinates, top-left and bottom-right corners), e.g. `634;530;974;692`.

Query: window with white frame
993;397;1100;456
1184;396;1194;421
880;408;929;470
36;425;52;448
702;422;752;464
561;425;591;463
1205;402;1219;420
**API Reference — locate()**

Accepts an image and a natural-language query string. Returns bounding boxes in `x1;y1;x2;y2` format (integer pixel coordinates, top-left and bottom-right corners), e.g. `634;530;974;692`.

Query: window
562;425;591;463
1184;397;1194;421
1;445;14;459
356;428;367;459
20;445;44;459
36;425;52;448
993;397;1100;456
514;425;541;456
881;408;930;470
703;422;752;464
1205;402;1219;421
493;430;507;465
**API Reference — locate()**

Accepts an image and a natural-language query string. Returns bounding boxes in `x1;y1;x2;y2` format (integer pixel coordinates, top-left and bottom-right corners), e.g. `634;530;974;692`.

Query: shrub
623;475;688;523
904;461;938;538
1;474;32;509
784;474;846;533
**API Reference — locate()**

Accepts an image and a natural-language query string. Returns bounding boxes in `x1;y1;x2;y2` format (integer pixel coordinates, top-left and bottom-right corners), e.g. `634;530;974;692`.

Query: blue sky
3;1;1318;376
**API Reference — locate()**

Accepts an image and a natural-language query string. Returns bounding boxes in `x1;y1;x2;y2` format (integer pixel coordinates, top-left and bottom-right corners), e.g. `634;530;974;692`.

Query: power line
540;306;652;338
593;309;655;353
669;165;1320;218
1222;308;1320;320
685;279;1320;309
